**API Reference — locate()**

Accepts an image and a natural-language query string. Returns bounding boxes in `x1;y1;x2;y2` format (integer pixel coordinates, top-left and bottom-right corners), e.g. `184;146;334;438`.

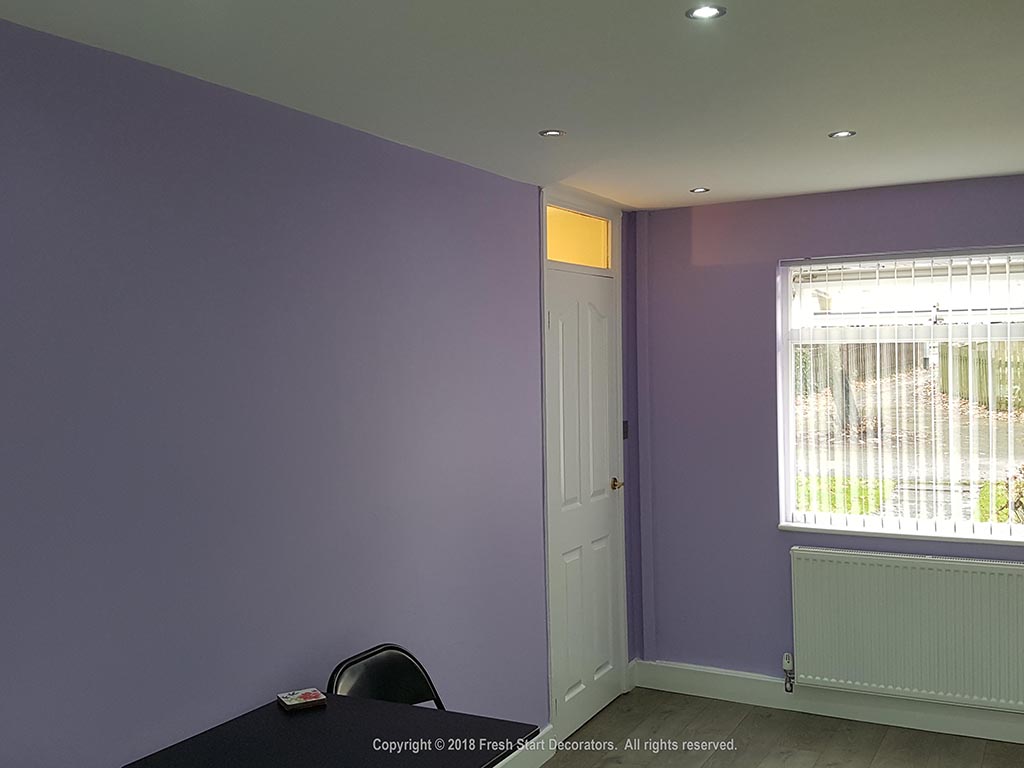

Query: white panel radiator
791;547;1024;713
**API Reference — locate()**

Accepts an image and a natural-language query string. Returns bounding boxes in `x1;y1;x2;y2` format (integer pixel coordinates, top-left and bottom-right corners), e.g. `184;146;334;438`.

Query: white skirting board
633;660;1024;745
493;725;557;768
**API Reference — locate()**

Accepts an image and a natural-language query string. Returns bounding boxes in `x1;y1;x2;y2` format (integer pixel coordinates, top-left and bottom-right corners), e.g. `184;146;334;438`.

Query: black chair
327;644;445;710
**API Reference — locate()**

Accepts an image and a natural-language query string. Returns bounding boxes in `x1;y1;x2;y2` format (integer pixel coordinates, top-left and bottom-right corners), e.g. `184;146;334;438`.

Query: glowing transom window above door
546;206;610;269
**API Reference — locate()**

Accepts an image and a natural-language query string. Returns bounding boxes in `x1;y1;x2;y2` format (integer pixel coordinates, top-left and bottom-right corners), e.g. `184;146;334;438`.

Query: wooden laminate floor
546;689;1024;768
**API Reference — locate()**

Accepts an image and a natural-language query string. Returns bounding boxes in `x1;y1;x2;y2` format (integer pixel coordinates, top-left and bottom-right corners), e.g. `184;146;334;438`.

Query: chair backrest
326;644;445;710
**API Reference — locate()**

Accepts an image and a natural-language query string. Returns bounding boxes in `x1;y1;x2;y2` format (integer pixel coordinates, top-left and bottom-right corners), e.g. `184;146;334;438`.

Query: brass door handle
611;477;625;490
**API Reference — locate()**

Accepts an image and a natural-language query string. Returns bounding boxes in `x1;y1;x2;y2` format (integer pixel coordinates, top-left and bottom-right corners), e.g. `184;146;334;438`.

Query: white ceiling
3;0;1023;209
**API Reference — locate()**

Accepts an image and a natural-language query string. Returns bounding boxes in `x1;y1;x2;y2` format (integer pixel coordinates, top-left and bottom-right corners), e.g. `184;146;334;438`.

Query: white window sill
778;522;1024;547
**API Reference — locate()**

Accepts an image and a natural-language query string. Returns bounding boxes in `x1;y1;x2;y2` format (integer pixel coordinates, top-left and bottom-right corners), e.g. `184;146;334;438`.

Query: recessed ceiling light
828;130;857;139
539;129;567;137
690;187;711;194
685;5;726;19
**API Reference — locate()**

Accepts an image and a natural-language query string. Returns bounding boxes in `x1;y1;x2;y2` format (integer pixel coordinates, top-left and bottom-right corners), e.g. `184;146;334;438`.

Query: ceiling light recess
539;129;567;137
690;187;711;194
828;130;857;139
685;5;726;19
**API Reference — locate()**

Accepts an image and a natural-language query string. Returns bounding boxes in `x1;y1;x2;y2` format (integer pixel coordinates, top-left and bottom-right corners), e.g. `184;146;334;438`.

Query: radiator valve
783;652;795;693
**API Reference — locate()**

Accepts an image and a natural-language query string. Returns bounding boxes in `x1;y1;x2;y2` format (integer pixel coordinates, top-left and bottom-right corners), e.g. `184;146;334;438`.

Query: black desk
124;694;540;768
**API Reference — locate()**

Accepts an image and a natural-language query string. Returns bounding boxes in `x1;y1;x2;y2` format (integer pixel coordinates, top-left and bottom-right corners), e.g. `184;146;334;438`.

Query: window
546;206;610;269
778;250;1024;542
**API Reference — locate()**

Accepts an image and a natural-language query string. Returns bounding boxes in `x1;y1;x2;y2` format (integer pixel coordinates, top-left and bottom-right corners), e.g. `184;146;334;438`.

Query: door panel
545;267;625;738
560;546;584;700
591;534;613;679
556;310;581;509
586;301;610;501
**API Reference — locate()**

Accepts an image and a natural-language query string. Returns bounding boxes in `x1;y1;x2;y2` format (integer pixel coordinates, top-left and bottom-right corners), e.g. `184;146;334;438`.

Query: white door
545;265;626;738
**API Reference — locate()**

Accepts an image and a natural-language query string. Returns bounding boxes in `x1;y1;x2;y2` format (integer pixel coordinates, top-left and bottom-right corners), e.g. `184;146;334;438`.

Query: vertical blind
779;251;1024;541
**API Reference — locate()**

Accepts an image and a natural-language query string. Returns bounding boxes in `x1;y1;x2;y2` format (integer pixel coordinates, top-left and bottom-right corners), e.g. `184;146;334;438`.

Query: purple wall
0;21;547;768
635;174;1024;672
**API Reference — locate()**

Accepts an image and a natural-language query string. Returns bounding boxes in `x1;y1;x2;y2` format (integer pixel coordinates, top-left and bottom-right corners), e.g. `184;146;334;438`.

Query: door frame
540;187;629;737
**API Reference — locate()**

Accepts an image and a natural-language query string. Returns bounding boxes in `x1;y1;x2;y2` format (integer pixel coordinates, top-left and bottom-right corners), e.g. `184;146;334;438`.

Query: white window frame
777;246;1024;545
